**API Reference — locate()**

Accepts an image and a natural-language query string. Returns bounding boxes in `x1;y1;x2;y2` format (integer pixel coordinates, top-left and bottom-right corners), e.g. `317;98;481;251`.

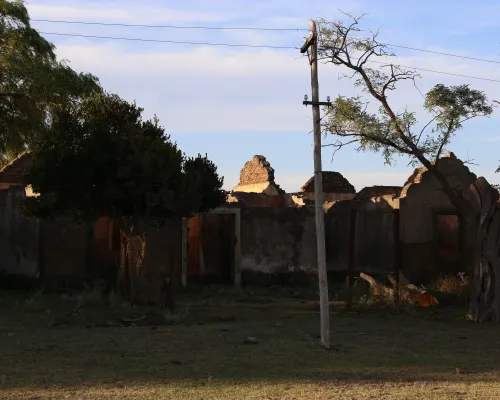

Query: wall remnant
233;155;284;195
0;187;39;279
356;186;402;200
239;205;398;286
399;152;480;282
300;171;356;202
240;207;317;285
0;153;36;195
227;192;286;207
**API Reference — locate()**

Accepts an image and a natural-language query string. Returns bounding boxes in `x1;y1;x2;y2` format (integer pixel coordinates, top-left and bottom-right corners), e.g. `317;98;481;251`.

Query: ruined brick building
2;150;494;292
224;152;494;284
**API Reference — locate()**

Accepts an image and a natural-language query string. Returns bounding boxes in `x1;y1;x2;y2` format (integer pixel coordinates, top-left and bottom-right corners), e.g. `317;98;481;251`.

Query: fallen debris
359;272;439;308
120;315;146;326
243;336;258;345
414;292;439;307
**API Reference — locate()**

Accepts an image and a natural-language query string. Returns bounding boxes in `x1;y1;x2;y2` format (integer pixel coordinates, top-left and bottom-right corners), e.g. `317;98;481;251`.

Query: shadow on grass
0;286;499;395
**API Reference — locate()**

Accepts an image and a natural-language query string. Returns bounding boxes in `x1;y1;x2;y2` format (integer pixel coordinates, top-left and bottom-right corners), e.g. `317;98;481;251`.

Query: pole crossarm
303;101;332;106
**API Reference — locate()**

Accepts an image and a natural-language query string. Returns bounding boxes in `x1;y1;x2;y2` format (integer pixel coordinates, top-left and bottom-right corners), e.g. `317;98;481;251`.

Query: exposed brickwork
235;155;284;194
403;152;457;188
403;167;426;187
226;192;286;207
301;171;355;194
239;155;276;185
356;186;402;200
0;153;32;187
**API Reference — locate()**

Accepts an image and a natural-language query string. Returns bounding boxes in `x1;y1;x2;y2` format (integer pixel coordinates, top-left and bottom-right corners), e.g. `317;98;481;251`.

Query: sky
25;0;500;192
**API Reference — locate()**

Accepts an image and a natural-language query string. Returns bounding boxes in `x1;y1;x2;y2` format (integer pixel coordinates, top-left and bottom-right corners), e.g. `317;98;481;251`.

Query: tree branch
434;119;455;163
417;115;439;144
322;138;360;162
327;126;413;156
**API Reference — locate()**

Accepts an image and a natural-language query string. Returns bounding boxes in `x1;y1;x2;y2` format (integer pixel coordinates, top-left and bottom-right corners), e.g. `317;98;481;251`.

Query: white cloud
47;37;500;137
49;40;316;133
54;43;307;78
27;2;236;23
26;0;359;27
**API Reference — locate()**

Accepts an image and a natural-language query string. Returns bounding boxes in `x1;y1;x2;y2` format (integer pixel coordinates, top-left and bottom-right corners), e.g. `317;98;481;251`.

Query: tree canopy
0;0;100;165
24;92;226;225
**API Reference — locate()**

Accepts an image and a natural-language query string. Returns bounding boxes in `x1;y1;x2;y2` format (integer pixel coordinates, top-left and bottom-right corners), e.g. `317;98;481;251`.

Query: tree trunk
167;248;176;312
119;217;147;304
468;178;500;322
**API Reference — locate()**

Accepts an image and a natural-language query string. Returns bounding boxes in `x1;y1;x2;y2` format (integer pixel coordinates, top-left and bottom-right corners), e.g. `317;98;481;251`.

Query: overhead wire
38;31;300;49
33;18;500;65
36;30;500;83
366;59;500;83
32;18;309;31
382;44;500;65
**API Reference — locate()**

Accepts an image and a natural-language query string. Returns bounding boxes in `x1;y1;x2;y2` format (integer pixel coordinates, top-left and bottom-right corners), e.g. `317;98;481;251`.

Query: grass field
0;285;499;399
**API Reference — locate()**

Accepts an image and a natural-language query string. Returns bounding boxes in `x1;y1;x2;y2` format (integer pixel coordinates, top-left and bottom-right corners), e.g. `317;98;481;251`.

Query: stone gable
233;155;284;195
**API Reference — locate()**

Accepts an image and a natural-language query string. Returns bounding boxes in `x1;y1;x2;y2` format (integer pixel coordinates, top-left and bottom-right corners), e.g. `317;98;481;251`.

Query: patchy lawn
0;286;499;399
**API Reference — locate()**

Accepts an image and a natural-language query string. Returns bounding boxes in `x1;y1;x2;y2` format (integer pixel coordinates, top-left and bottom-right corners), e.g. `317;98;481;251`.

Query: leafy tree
317;13;499;321
25;92;225;223
24;92;226;305
0;0;100;166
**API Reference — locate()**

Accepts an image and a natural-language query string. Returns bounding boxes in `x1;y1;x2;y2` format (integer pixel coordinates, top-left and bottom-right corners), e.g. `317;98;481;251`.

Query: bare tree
318;13;500;322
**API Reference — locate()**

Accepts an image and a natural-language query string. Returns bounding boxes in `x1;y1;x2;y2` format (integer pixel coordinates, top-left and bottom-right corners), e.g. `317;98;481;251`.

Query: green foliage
317;15;494;166
0;0;101;157
23;92;226;223
325;84;492;166
424;84;493;156
326;96;420;164
425;84;493;128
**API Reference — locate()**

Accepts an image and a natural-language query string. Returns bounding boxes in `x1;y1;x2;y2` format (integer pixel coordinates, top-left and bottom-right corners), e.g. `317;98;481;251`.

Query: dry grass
0;285;499;399
431;273;470;298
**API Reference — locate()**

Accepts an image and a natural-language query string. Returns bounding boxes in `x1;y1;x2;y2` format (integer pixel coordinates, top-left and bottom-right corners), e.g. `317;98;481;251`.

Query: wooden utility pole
301;19;330;349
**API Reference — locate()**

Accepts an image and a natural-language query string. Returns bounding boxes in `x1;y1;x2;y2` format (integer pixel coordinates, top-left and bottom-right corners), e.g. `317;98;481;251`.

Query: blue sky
26;0;500;192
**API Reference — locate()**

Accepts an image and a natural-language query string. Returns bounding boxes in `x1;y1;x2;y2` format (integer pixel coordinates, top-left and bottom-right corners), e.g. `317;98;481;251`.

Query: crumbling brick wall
239;155;276;185
234;155;284;194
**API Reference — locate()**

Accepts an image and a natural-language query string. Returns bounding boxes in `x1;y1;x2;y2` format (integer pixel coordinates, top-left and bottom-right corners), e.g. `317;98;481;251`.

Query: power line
32;19;309;31
33;18;500;65
384;44;500;65
368;59;500;83
39;31;500;83
39;31;299;49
